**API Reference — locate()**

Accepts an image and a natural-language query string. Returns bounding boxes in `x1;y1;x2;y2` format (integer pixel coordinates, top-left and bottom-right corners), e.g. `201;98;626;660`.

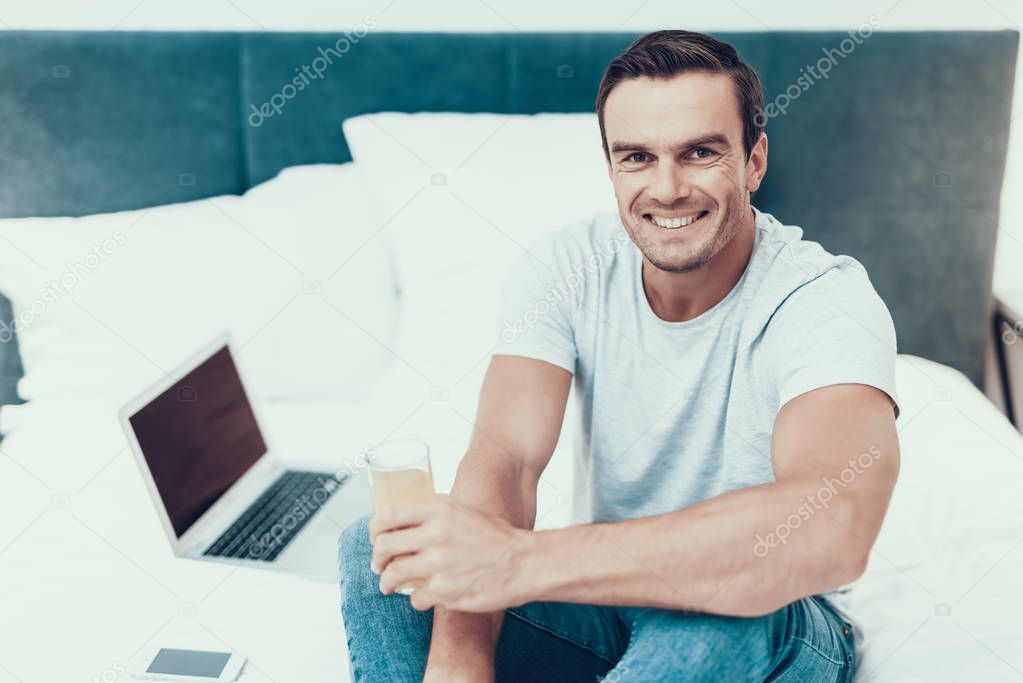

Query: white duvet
1;353;1021;681
850;356;1023;680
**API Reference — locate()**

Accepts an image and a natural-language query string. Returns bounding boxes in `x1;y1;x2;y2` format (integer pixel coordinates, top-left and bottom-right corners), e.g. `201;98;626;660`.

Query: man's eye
624;152;649;163
691;148;716;159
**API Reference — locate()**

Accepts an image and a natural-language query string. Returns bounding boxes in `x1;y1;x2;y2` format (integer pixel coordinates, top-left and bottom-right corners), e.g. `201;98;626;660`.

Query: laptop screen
128;345;267;537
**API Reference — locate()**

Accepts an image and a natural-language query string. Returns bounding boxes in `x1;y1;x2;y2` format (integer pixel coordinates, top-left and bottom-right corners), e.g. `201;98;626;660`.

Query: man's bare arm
513;383;899;616
422;355;571;680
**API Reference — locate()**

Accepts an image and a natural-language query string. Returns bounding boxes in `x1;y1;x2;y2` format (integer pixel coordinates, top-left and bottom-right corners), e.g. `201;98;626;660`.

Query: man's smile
642;210;710;229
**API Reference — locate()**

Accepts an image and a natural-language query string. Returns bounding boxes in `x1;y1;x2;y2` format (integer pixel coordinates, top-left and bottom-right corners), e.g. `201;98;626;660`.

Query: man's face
603;71;765;273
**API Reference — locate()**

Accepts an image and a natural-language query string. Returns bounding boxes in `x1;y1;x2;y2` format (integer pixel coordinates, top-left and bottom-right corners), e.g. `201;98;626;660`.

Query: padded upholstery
0;30;1017;410
757;32;1017;384
241;32;510;185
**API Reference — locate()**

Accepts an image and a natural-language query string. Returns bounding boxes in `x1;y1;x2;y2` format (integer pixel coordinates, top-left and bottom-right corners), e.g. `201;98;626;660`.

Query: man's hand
369;494;533;613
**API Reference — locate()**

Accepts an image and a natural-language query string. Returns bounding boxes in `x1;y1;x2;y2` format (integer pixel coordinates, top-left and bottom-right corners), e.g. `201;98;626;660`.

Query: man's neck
642;208;756;323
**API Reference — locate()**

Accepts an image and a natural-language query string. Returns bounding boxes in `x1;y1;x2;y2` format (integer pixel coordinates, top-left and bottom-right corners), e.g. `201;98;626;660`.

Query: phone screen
147;648;231;677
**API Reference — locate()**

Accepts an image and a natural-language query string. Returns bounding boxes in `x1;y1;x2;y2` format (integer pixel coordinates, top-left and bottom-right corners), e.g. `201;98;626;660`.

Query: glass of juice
367;438;435;595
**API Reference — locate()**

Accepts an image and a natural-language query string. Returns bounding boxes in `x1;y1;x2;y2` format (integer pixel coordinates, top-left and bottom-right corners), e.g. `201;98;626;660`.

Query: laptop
119;334;372;581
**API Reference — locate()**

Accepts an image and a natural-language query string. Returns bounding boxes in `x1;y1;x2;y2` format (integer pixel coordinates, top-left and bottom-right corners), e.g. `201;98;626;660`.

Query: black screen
129;345;267;537
147;648;231;676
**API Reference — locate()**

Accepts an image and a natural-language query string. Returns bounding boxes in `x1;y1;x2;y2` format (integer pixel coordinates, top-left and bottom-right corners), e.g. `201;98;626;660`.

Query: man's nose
648;161;691;206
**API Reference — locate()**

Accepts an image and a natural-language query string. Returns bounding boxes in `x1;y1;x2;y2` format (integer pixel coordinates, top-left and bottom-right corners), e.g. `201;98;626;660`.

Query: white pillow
0;163;398;429
342;112;615;386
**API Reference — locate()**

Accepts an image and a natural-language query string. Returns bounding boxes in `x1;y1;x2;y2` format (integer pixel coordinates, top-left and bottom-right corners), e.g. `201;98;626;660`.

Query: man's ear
745;132;768;193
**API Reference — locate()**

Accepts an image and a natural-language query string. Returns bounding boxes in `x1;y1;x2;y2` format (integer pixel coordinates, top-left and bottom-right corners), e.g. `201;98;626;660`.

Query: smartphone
131;647;246;681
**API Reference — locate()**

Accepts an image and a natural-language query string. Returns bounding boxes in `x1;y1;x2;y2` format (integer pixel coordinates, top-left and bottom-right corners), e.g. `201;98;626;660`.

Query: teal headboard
0;30;1018;407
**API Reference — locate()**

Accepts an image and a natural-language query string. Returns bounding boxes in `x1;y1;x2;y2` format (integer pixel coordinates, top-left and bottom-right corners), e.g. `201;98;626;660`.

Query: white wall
2;0;1020;295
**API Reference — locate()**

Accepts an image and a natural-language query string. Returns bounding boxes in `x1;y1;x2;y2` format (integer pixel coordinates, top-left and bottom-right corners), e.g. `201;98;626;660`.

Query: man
339;29;899;682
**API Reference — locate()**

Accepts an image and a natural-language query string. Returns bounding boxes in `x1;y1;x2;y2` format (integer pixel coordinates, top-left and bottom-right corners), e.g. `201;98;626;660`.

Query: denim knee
338;512;434;683
338;513;374;594
610;609;775;681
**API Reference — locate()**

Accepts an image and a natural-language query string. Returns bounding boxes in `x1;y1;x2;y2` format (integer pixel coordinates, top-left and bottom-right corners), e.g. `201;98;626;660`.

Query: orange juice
371;468;435;508
371;467;434;593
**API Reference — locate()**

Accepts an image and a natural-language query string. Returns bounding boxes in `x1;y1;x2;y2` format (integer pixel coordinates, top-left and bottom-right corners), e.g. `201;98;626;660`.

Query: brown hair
596;30;765;161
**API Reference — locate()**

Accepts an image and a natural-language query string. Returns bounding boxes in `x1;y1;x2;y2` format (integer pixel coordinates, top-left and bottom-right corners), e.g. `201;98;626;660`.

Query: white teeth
649;212;703;229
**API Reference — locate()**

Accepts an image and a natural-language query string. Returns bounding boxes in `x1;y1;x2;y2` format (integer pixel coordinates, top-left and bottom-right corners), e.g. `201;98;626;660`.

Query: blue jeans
339;515;856;682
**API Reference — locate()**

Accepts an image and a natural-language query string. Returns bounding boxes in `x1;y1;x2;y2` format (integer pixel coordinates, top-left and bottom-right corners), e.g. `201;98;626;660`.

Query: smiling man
339;30;900;682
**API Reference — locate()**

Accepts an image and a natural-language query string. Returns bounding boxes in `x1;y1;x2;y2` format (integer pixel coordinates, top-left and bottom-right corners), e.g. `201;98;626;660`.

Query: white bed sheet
848;355;1023;681
0;354;1020;681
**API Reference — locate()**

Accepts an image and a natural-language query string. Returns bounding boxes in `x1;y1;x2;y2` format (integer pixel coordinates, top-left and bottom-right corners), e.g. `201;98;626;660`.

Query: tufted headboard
0;30;1018;408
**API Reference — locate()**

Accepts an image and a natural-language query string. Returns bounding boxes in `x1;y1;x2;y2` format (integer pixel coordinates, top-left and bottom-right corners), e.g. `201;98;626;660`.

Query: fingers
378;555;427;595
409;587;438;611
371;527;423;574
377;557;444;612
368;495;446;540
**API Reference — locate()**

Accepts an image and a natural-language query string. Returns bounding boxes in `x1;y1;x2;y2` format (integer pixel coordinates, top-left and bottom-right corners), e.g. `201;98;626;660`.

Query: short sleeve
493;233;578;374
762;263;900;417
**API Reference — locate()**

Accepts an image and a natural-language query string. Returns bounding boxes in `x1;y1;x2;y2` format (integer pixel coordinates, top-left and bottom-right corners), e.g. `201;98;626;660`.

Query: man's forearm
515;478;881;617
426;450;538;676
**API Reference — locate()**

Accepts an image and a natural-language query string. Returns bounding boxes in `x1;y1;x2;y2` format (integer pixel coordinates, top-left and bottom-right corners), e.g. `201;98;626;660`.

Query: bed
1;353;1022;681
0;29;1020;682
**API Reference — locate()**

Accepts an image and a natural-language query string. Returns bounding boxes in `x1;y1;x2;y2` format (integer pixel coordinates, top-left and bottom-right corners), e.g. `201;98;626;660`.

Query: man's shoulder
744;209;891;339
754;209;858;281
752;209;875;296
745;210;899;414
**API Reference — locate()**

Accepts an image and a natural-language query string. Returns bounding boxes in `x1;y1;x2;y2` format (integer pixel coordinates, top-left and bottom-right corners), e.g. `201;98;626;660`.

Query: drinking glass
367;439;435;594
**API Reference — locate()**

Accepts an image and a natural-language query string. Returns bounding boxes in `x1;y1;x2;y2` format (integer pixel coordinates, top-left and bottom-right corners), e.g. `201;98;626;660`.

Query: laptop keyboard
203;470;350;562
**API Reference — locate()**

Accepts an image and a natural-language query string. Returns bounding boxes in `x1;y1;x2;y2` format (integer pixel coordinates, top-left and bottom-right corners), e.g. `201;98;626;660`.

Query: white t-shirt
494;206;899;634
